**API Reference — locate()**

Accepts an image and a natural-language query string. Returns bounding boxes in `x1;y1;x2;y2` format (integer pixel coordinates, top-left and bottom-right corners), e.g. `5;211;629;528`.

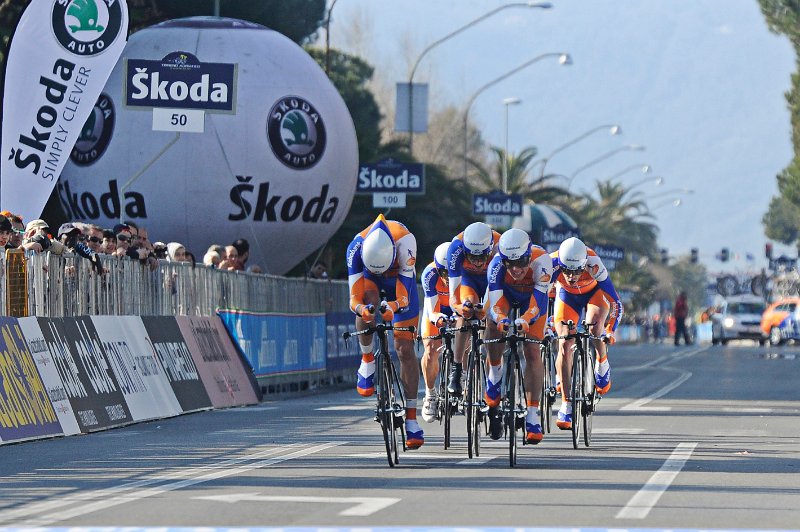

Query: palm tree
467;145;570;203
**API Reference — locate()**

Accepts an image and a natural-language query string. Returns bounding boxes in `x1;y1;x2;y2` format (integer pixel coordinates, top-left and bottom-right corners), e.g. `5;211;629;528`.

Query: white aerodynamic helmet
498;228;532;262
434;242;450;271
362;225;396;274
462;222;493;256
558;237;588;272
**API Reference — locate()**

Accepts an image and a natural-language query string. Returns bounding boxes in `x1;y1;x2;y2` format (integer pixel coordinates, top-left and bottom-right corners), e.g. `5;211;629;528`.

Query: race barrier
0;315;257;446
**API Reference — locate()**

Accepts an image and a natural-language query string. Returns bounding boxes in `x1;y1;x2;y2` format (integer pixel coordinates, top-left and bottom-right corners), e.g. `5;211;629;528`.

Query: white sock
526;406;540;424
559;401;573;414
425;387;436;397
488;363;503;384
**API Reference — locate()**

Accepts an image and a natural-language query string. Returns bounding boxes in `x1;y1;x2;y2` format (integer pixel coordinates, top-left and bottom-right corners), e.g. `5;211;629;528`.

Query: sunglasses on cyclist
503;256;529;269
562;266;585;275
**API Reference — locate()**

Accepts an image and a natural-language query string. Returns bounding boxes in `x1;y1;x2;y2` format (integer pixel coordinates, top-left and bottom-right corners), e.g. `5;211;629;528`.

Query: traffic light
690;248;698;264
766;242;773;260
720;247;729;262
660;248;668;265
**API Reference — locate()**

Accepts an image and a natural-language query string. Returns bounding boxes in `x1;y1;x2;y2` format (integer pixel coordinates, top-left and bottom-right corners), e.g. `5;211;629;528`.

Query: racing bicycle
418;319;459;449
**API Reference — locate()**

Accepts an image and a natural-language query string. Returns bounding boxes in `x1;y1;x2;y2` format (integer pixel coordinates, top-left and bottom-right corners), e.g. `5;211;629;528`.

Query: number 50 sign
152;108;205;133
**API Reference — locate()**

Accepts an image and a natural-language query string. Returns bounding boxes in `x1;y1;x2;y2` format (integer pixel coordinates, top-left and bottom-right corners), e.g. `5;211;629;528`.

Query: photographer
21;219;65;254
58;223;104;275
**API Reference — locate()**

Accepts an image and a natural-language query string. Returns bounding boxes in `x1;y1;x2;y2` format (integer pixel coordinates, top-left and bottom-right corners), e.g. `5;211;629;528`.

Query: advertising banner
17;317;80;437
357;158;425;194
91;316;182;421
176;316;258;408
473;191;523;217
37;317;132;432
217;310;326;377
0;0;128;221
593;244;625;271
325;311;361;372
0;318;63;444
140;316;212;413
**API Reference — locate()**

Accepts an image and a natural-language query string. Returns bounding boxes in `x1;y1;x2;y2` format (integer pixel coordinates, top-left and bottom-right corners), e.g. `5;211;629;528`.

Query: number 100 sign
152;108;205;133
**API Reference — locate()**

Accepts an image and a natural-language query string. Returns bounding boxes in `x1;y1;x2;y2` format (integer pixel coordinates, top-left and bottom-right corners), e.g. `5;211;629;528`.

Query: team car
760;297;800;346
710;295;766;345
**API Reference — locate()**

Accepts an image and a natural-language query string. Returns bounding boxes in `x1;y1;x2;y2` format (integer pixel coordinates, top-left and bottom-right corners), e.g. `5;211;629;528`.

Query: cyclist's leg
393;288;423;448
484;296;508;440
585;293;611;394
554;288;584;429
356;284;380;396
420;319;441;423
523;315;546;443
451;280;483;394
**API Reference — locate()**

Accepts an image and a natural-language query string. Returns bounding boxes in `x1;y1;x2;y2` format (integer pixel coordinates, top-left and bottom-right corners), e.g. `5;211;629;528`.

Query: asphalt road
1;341;799;531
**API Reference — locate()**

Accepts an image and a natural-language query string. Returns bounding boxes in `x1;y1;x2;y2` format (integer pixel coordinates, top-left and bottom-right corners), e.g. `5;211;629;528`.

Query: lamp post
407;1;553;154
607;163;650;181
503;97;522;193
532;124;621;179
624;176;664;193
324;0;340;74
566;144;646;191
463;52;571;185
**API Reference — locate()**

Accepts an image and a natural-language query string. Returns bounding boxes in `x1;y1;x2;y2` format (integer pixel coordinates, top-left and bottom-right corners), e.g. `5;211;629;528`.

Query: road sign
373;193;406;208
357;158;425;194
473;190;523;216
152;108;205;133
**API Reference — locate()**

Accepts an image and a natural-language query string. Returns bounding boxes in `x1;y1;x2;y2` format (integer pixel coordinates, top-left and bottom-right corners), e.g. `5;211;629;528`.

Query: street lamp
607;163;650;181
624;176;664;193
406;1;553;154
503;97;522;193
324;0;341;74
463;52;571;185
532;124;621;179
567;144;646;191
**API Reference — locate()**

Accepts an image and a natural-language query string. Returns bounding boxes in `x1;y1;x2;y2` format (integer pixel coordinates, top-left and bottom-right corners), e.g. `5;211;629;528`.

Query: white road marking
620;371;692;411
193;493;399;516
316;405;373;411
3;443;341;526
593;428;646;434
722;407;772;413
344;452;442;459
616;442;697;519
456;456;496;465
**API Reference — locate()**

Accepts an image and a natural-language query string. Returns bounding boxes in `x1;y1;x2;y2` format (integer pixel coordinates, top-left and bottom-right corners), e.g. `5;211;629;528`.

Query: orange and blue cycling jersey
550;247;623;332
447;229;501;313
421;261;453;337
346;218;419;338
487;245;554;337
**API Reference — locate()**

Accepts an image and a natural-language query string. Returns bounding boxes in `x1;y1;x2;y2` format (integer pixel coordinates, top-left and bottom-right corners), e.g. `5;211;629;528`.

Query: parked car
711;295;767;345
760;297;800;345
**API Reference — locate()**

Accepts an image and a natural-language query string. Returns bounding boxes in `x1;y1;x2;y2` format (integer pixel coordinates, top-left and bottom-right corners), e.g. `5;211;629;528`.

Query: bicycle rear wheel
377;354;396;466
570;344;583;450
441;351;452;449
466;350;479;458
540;342;553;433
506;354;518;467
582;343;597;447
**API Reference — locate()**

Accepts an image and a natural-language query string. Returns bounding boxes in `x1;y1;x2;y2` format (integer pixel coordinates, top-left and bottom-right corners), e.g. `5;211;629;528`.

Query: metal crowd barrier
2;251;350;318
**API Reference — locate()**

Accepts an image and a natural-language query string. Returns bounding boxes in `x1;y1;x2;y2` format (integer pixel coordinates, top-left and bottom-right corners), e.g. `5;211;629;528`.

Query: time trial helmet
498;228;531;262
362;226;395;274
462;222;493;257
558;237;588;273
434;242;450;270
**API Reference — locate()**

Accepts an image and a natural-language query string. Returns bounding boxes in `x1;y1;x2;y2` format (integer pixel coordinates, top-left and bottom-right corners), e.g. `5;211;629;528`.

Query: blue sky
326;0;796;272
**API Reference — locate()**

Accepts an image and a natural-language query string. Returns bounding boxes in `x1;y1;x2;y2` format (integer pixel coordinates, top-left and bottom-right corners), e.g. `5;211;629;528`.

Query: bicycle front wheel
570;345;583;450
540;342;554;434
441;351;452;449
583;343;597;447
506;355;518;467
377;354;396;467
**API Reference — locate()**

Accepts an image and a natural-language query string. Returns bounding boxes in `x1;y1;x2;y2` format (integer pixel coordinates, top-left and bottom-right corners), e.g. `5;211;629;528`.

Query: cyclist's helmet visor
561;264;585;275
503;256;529;268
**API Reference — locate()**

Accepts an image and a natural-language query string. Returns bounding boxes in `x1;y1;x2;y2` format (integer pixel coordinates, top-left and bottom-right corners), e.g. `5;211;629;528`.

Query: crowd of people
346;215;623;450
0;211;258;273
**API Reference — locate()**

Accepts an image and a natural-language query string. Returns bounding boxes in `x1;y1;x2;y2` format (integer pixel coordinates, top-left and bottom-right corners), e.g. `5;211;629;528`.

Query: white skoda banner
0;0;128;222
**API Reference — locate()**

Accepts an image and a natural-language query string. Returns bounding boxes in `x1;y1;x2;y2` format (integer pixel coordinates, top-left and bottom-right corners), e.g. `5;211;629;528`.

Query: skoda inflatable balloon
58;17;358;274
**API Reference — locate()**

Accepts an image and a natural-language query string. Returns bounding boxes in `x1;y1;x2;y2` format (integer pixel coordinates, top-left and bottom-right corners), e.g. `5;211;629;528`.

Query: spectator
58;223;103;274
231;238;249;270
166;242;187;262
138;226;153;252
114;224;132;257
247;264;263;274
203;246;222;267
4;213;25;248
674;291;692;346
309;262;329;279
218;245;240;270
101;230;117;255
85;224;104;253
0;216;15;250
153;241;168;260
22;219;65;254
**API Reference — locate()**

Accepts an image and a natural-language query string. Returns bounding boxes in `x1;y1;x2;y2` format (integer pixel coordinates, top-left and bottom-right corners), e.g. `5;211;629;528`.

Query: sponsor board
473;191;523;216
140;316;212;413
17;318;80;437
357;159;425;194
36;317;132;432
325;312;362;372
0;318;63;444
176;316;258;408
91;316;182;421
217;310;326;377
1;0;128;222
593;244;625;271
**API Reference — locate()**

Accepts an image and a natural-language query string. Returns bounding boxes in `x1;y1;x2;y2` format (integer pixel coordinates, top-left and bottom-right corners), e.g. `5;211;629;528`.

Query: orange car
760;297;800;345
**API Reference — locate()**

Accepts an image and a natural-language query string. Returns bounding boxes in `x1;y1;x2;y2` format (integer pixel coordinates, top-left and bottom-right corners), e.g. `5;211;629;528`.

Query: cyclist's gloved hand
497;317;511;332
358;304;375;323
461;301;474;319
379;301;395;322
473;304;486;320
434;314;451;328
603;332;616;345
514;318;530;334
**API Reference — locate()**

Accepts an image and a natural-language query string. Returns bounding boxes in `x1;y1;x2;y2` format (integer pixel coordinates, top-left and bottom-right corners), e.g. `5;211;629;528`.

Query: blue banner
473;190;523;216
357;158;425;194
217;310;326;376
0;317;63;443
326;311;362;372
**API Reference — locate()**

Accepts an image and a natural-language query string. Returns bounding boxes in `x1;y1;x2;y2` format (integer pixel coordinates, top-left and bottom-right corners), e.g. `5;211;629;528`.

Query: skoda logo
71;93;115;166
267;96;326;170
52;0;124;57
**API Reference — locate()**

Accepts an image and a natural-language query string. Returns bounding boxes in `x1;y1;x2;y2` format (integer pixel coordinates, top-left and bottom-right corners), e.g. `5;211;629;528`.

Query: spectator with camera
58;223;104;275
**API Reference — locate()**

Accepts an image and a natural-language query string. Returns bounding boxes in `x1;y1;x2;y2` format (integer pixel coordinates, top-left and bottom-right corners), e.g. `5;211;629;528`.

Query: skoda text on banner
17;317;80;437
36;317;132;432
0;317;63;444
0;0;129;221
176;316;258;408
140;316;212;413
217;309;326;377
91;316;183;421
